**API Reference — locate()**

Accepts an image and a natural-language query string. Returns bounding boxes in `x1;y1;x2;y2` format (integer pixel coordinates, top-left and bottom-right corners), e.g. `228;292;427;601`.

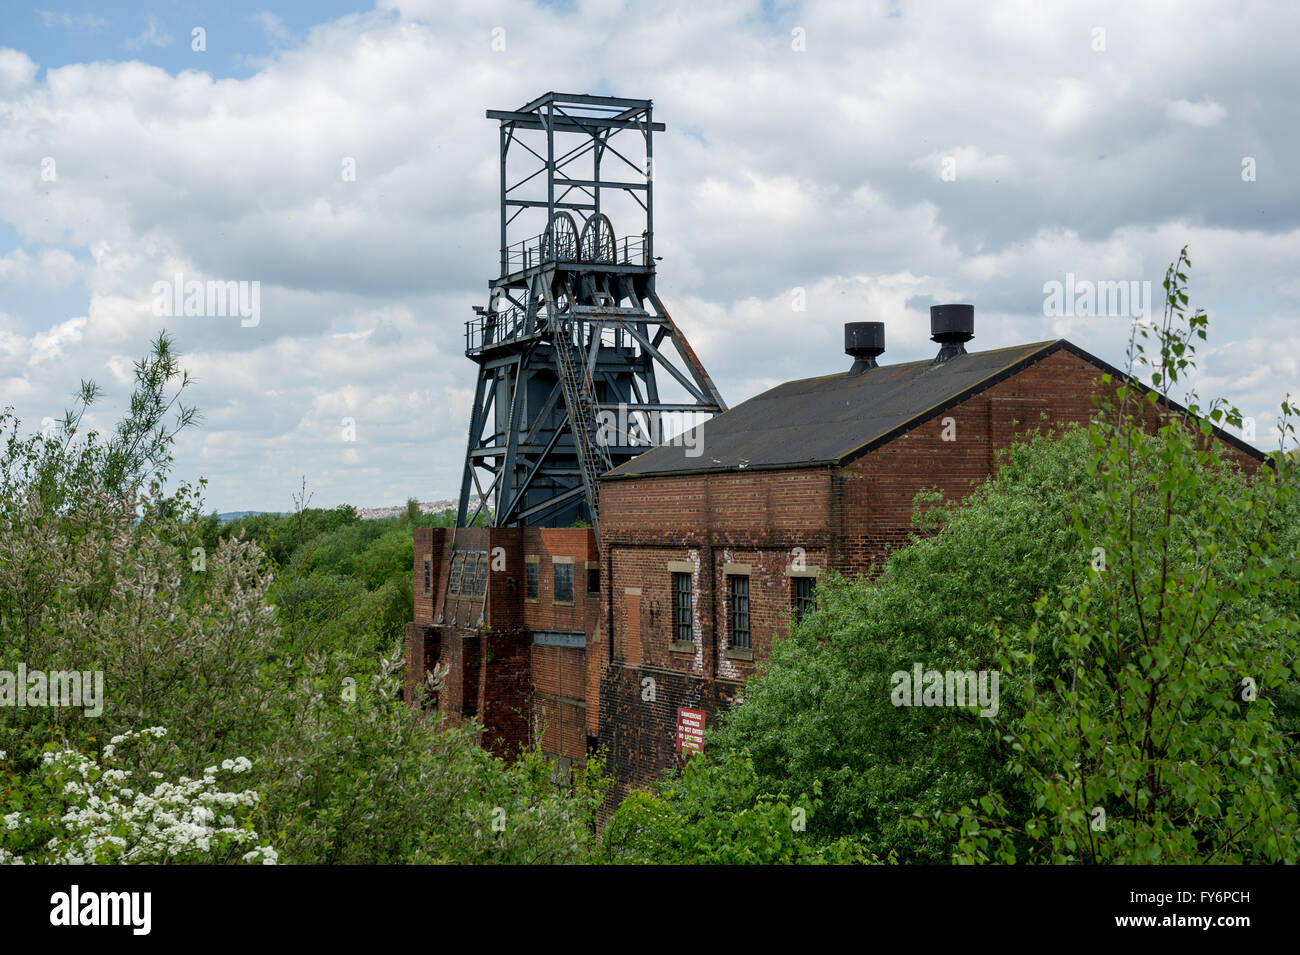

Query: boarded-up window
624;590;641;665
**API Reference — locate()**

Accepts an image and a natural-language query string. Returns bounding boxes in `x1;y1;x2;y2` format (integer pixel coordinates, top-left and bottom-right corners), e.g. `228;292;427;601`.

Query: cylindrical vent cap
930;304;974;343
845;321;885;358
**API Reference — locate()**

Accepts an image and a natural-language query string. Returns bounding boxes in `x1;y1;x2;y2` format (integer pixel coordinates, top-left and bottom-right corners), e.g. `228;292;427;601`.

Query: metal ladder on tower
551;314;612;536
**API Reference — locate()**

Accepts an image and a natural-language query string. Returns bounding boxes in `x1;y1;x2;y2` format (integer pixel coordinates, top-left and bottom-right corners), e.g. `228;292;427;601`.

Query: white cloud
123;16;173;52
250;11;293;45
1042;78;1095;133
0;1;1297;509
909;146;1018;183
0;49;37;91
30;316;87;366
1165;96;1228;127
0;248;84;290
37;10;109;34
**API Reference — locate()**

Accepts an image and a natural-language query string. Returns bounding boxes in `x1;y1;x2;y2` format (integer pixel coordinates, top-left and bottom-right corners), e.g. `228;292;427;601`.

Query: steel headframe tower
457;93;726;538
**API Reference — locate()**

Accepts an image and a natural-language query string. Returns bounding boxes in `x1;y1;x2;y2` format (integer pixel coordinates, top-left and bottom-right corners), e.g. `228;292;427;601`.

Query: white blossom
1;730;275;865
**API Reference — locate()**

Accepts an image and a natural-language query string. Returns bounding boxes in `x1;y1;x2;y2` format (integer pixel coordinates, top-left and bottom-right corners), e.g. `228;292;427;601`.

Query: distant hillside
354;499;458;521
216;510;286;522
216;500;459;525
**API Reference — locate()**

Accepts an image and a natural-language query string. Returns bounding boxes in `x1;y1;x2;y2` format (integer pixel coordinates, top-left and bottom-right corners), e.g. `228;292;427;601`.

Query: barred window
448;554;464;595
526;561;539;600
674;572;693;644
794;576;816;623
729;574;750;650
473;554;489;597
423;558;431;594
554;563;574;603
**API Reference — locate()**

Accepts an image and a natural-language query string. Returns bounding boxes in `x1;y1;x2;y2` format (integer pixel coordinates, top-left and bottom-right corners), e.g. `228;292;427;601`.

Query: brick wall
602;543;829;683
474;631;532;759
402;621;438;704
521;528;599;763
521;528;598;633
532;642;588;760
412;527;450;625
596;347;1266;797
406;345;1266;798
832;349;1098;574
596;468;835;799
831;348;1262;574
597;663;740;803
404;525;602;763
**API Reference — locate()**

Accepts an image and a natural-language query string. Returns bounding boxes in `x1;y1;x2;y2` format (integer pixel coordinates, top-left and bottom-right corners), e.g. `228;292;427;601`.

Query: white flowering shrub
0;728;276;865
0;337;611;865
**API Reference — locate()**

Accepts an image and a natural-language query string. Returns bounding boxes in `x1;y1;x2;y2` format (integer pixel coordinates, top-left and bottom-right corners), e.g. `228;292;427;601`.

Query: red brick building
405;525;602;773
407;308;1264;797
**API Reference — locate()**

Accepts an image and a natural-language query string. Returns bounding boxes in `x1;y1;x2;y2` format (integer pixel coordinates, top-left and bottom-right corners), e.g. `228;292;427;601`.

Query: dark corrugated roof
604;340;1064;478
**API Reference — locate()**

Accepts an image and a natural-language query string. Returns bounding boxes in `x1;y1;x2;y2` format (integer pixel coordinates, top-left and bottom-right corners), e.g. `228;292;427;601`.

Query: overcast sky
2;0;1297;512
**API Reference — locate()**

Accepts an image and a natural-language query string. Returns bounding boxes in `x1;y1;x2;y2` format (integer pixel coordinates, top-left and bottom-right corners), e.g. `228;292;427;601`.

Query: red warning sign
676;707;705;755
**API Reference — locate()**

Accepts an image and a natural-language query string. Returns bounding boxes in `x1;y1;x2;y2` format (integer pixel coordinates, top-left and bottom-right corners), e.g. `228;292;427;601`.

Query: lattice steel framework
456;93;726;537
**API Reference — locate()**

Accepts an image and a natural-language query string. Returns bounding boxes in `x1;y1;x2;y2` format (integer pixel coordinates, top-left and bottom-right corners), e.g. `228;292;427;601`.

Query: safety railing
500;233;648;273
465;305;533;353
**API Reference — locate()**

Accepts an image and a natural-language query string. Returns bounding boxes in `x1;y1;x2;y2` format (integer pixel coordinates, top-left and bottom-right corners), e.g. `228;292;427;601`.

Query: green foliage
658;249;1299;865
600;750;880;864
5;330;199;518
707;427;1104;862
0;335;606;865
251;650;608;864
937;248;1300;863
209;503;359;569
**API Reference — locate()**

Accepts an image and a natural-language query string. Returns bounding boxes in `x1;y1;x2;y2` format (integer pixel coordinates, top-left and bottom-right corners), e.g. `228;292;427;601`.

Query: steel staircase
550;315;613;536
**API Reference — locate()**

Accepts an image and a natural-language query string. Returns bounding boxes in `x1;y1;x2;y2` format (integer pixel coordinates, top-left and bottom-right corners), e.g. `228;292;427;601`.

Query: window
423;558;431;594
587;565;600;596
729;574;750;650
554;562;574;603
526;561;539;600
448;554;464;595
472;554;489;597
794;576;816;623
674;572;693;644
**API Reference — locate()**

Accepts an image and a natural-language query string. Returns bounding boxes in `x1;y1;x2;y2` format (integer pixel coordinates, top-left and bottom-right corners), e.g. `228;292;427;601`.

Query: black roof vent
931;304;974;363
845;321;885;374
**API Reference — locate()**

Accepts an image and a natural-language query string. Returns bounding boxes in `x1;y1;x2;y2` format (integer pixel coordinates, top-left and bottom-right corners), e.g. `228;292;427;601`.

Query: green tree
645;250;1299;865
935;248;1300;863
707;430;1103;861
0;335;610;865
600;749;878;864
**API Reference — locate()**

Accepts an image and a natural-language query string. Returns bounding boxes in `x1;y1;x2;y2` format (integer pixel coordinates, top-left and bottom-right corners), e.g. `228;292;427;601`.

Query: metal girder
597;402;707;412
555;177;647;191
505;199;599;211
519;92;651;111
513;484;586;524
487;110;665;133
497;410;568;525
615;320;713;406
648;291;727;411
456;94;723;535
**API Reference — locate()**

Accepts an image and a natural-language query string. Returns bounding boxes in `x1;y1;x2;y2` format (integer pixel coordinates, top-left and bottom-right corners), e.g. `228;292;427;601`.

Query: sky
1;0;1298;513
